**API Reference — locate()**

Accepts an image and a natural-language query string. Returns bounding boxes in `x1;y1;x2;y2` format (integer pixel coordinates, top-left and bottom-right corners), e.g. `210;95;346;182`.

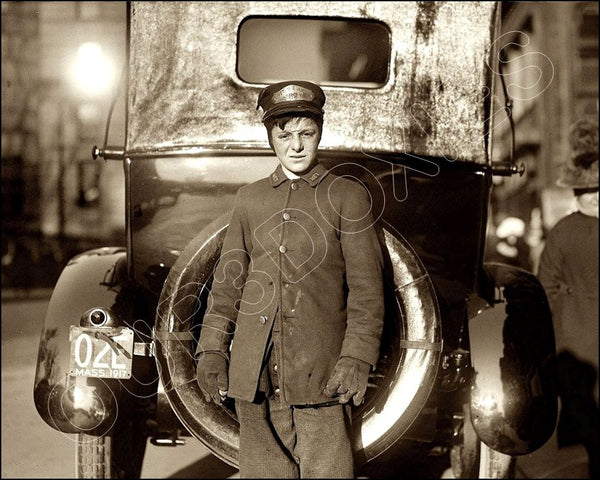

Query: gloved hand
323;356;371;406
196;352;229;403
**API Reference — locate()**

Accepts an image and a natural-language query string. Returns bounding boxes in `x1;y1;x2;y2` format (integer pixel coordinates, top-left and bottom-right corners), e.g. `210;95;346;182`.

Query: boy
195;80;384;478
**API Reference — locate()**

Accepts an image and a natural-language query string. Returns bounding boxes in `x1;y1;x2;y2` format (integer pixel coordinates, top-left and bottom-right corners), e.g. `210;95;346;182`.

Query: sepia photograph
2;2;597;478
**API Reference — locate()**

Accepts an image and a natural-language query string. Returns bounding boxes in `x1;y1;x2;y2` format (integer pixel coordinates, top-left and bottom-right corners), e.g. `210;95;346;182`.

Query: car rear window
237;16;391;88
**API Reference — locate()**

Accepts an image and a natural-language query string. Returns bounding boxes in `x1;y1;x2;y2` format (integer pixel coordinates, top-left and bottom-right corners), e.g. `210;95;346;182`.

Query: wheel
76;395;152;479
77;433;111;478
154;216;442;468
451;403;515;479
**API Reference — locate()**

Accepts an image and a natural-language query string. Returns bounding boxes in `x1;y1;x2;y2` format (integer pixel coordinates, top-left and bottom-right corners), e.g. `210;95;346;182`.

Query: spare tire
154;215;442;467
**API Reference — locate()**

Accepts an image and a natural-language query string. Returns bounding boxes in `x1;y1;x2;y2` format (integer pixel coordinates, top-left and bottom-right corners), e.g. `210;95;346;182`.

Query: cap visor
262;101;323;121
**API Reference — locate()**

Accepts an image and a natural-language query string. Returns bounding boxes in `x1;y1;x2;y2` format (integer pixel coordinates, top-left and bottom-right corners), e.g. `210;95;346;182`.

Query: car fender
467;262;558;456
33;247;131;435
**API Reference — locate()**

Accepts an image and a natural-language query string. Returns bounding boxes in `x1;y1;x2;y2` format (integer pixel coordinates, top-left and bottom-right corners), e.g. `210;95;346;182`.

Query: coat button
291;182;298;190
260;315;267;324
274;387;280;395
279;245;287;253
282;212;291;221
273;364;278;372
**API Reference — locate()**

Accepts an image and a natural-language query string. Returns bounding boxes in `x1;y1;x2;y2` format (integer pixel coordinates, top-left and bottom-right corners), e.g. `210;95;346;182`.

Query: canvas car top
127;1;497;163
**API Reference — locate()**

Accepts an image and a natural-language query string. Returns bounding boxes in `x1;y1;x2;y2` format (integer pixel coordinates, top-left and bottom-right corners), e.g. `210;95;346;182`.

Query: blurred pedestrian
538;116;598;478
492;216;532;271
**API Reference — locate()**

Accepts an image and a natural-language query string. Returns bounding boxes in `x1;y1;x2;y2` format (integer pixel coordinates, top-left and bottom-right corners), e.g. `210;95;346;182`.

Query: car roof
127;1;498;164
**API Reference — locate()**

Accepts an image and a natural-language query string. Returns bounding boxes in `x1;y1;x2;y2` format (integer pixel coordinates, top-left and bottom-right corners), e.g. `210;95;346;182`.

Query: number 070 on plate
69;326;134;379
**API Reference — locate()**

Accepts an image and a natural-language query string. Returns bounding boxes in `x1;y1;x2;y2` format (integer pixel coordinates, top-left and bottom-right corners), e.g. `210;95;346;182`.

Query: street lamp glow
70;42;115;96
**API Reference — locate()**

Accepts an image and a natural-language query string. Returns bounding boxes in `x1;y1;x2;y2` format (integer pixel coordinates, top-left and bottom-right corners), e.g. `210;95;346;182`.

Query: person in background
537;116;598;478
194;80;385;478
492;216;532;271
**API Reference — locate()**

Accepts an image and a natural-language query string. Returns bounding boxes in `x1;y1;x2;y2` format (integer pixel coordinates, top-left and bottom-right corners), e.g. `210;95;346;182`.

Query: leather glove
323;356;371;406
196;352;229;404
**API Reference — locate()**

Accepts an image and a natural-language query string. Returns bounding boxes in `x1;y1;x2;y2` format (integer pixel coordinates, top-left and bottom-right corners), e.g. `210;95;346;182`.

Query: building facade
1;1;127;288
490;1;598;272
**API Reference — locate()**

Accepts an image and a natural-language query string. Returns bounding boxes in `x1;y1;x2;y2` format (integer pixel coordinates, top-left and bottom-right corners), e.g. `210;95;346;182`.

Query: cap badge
272;85;315;104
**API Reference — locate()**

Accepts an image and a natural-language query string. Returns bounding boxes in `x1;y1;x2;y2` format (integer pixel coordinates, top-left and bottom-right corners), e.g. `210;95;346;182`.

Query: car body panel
468;264;557;456
33;248;128;434
128;153;490;318
127;1;497;162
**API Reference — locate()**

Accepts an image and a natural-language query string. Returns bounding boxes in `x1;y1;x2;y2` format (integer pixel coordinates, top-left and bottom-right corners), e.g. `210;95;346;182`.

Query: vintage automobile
34;2;557;478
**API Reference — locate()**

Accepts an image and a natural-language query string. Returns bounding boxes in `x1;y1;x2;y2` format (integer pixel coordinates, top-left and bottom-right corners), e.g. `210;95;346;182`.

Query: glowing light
69;42;115;96
473;392;499;414
72;385;86;405
72;384;95;410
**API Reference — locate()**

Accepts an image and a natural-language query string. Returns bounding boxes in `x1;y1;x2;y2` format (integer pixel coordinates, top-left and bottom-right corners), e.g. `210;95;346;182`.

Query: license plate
69;326;134;379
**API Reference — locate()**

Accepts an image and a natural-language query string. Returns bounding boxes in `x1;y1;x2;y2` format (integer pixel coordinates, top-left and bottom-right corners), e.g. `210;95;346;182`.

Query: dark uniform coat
538;211;599;368
196;162;384;404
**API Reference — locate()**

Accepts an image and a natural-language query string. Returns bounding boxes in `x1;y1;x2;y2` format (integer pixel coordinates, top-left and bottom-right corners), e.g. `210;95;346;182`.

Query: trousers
235;394;354;478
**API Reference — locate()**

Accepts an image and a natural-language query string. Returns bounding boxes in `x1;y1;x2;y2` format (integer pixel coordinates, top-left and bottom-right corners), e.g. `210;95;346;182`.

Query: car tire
75;394;150;479
77;433;111;478
154;215;442;468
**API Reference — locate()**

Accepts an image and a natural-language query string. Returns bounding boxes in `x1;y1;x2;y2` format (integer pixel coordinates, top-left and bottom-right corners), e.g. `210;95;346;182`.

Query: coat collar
270;162;329;188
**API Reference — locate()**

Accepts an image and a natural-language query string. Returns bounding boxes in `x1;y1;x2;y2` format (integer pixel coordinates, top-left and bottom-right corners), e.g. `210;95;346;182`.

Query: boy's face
270;117;321;174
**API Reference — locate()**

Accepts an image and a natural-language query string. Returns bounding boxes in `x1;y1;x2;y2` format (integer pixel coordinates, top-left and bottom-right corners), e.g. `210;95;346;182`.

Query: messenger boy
195;80;384;478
